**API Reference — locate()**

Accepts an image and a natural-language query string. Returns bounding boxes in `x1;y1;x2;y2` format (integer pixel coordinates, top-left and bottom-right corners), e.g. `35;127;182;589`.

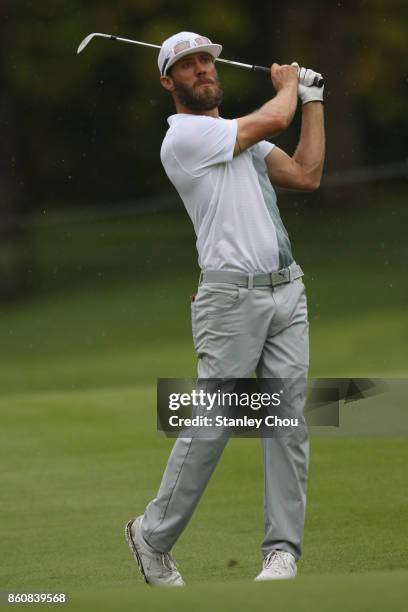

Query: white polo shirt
161;113;289;273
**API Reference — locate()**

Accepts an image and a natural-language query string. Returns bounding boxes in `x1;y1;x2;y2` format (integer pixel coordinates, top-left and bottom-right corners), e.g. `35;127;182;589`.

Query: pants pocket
197;283;240;318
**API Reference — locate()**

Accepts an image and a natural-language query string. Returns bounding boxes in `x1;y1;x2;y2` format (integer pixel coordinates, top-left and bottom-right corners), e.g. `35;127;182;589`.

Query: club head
77;33;102;55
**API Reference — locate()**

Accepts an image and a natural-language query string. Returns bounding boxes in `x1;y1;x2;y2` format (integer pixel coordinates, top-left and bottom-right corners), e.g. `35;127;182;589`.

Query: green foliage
1;1;407;299
1;0;252;208
2;1;407;210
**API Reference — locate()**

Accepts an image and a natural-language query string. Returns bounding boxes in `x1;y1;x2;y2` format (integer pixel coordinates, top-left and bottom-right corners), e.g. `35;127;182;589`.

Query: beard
172;75;224;112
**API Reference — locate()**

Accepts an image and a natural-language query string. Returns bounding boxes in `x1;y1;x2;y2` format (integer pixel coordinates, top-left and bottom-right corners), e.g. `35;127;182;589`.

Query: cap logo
173;40;191;55
171;36;212;58
194;36;211;45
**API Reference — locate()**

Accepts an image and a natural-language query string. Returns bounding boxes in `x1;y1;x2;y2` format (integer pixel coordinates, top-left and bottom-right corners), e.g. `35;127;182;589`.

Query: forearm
235;64;299;153
293;102;325;188
257;82;299;135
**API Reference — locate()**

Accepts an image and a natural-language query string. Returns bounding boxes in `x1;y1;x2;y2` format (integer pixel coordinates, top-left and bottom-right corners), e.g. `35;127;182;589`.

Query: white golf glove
291;62;324;105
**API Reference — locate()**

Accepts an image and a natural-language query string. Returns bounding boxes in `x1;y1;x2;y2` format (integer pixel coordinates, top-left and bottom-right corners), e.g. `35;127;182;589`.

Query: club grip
253;64;324;88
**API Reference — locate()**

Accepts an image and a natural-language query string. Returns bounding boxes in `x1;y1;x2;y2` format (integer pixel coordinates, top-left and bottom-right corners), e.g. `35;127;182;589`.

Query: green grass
0;275;406;395
0;387;407;609
1;193;406;395
0;194;407;609
69;572;408;612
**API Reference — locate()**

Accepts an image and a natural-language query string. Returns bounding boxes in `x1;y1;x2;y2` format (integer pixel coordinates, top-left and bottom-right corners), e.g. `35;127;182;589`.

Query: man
125;31;325;586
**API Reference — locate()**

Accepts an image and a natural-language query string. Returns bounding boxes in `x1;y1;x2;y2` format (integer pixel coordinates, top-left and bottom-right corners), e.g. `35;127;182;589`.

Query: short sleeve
253;140;275;159
169;116;238;177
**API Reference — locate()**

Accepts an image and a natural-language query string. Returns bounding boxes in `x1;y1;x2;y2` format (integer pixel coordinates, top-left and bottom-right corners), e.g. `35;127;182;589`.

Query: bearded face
170;73;224;112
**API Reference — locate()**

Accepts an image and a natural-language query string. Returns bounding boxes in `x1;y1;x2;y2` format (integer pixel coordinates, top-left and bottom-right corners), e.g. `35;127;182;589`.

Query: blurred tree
0;0;249;299
2;0;407;209
0;0;32;299
1;0;250;210
263;0;408;171
0;0;407;300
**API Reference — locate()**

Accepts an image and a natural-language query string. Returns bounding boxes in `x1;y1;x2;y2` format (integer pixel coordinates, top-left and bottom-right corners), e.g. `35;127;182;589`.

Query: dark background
1;0;407;300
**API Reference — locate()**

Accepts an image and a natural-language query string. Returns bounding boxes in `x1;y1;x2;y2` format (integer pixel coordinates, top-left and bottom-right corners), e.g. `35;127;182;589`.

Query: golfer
125;31;325;585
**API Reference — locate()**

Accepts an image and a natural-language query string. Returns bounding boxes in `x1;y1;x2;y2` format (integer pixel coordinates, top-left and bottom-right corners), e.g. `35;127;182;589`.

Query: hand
271;63;298;93
291;62;324;105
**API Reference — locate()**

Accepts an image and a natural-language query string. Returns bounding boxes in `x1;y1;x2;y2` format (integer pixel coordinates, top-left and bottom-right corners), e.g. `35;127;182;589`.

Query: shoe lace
263;550;291;573
161;552;177;572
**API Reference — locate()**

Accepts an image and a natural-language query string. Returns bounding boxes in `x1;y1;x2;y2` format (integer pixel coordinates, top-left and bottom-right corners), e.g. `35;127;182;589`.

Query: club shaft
109;35;161;51
78;33;324;87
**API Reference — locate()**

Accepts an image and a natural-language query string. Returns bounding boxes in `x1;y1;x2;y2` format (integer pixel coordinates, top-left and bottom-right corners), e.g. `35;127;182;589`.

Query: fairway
69;571;408;612
1;385;407;610
1;201;407;609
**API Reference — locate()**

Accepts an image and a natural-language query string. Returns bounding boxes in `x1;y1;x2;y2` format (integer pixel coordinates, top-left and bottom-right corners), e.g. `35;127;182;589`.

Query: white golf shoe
254;550;297;581
125;516;185;587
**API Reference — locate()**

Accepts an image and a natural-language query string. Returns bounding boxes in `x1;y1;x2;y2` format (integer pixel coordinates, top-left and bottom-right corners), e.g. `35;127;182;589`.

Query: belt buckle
271;268;289;286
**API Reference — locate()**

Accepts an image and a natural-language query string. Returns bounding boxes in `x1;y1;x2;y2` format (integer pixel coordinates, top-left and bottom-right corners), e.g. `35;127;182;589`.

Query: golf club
77;32;324;88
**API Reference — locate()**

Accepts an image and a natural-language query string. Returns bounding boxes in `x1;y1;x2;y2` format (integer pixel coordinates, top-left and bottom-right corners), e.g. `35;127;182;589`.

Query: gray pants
142;273;309;560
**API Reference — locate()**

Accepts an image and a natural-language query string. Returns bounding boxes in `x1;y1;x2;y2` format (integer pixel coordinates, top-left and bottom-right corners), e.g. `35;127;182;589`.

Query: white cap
158;31;222;76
